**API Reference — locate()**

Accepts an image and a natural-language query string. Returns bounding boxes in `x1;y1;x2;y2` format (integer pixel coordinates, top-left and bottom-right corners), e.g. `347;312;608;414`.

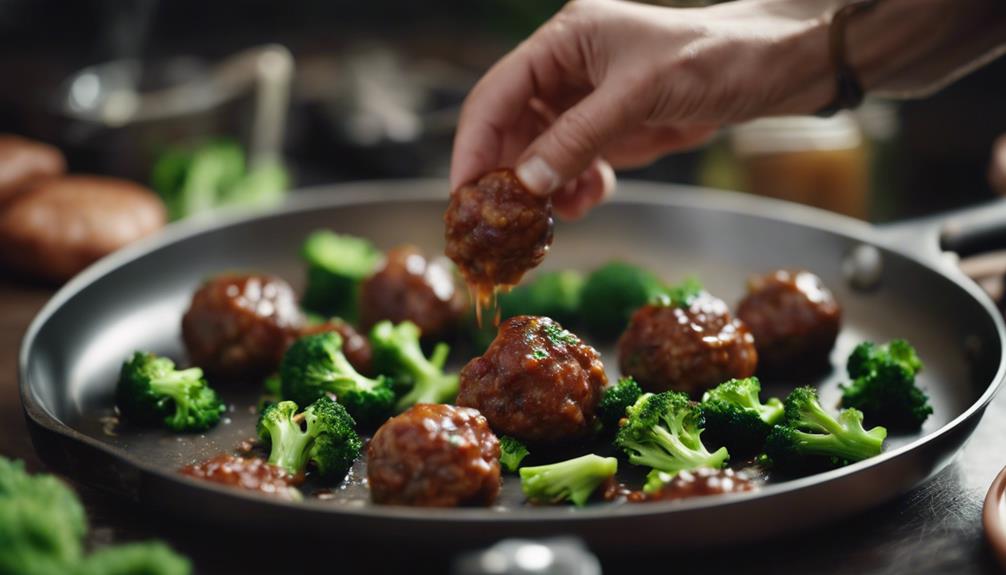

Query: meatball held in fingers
359;245;466;340
618;292;757;397
736;270;841;375
182;273;304;382
368;404;501;507
457;316;607;445
444;169;554;310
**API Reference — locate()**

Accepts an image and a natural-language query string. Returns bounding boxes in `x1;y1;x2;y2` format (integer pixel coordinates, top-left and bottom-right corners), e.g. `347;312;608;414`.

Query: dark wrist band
817;0;879;117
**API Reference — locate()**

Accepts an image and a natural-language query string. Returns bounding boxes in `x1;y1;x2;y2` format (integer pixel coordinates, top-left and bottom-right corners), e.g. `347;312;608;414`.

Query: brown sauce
629;468;757;502
180;454;301;500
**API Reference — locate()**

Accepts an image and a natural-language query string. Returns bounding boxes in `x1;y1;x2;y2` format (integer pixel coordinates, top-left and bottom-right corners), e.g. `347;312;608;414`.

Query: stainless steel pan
19;180;1006;550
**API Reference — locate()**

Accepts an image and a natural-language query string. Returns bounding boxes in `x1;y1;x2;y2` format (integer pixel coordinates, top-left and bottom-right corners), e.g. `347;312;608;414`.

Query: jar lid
729;112;862;156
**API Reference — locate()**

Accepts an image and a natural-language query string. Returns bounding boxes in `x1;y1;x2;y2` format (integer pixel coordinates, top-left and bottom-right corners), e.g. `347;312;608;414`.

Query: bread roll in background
0;175;166;283
0;135;66;202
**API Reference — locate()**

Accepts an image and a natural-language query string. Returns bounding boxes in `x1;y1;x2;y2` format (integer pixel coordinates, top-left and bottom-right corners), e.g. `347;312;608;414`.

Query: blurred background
0;0;1004;255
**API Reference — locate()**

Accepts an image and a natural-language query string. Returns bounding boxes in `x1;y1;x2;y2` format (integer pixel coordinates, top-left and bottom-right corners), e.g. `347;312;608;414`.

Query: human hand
450;0;836;219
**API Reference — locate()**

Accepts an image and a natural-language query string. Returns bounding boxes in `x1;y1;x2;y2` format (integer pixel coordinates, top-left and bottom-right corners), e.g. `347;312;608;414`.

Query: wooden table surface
3;272;1006;575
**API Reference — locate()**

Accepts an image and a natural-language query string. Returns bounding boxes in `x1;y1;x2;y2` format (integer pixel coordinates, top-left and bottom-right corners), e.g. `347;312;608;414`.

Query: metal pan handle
877;198;1006;267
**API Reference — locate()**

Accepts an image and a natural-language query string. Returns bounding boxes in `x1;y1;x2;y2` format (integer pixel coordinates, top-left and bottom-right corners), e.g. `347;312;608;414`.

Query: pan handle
877;198;1006;265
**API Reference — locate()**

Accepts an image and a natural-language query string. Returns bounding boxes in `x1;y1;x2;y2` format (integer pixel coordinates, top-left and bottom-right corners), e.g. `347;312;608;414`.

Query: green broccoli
700;377;783;453
257;397;362;481
280;331;395;423
369;321;459;412
579;261;667;338
499;436;530;473
0;458;86;574
300;231;382;321
597;377;643;429
0;457;191;575
77;542;192;575
500;270;585;326
115;352;225;432
841;340;931;430
765;386;887;475
151;139;287;221
519;454;617;507
615;392;729;476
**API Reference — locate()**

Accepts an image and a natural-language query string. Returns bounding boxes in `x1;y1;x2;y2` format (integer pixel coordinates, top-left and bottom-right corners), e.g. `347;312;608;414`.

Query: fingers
602;124;719;169
449;42;538;193
516;85;637;196
552;158;616;220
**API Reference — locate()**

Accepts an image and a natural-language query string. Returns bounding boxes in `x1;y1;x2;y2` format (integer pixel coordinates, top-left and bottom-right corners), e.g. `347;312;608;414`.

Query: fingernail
516;156;559;196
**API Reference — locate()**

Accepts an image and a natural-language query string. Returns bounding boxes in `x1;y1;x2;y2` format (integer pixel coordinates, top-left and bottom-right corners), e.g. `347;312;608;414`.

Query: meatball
628;468;757;502
180;454;300;500
300;318;373;375
618;293;757;397
359;245;465;339
367;404;501;507
736;270;841;375
444;169;554;305
0;175;165;282
457;316;607;445
0;134;65;201
182;273;303;382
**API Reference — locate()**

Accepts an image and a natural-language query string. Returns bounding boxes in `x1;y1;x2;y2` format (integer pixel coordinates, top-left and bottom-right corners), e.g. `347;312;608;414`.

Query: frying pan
18;180;1006;550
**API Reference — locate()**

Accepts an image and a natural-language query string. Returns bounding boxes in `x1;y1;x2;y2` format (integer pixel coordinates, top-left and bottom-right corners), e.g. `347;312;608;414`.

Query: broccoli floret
300;231;381;321
77;542;191;575
499;436;530;473
115;352;225;432
369;321;459;411
841;340;931;430
615;392;729;476
0;458;86;574
519;454;617;507
500;270;585;326
579;261;667;338
280;332;395;423
598;377;643;429
765;386;887;474
0;457;193;575
700;377;783;453
257;397;362;481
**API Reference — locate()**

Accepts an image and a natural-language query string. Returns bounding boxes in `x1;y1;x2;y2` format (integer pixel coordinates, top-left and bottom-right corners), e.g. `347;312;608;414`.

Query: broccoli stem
520;454;618;507
263;418;310;475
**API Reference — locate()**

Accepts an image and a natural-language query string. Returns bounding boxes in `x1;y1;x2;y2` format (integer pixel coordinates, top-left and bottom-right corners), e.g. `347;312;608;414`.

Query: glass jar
729;112;869;219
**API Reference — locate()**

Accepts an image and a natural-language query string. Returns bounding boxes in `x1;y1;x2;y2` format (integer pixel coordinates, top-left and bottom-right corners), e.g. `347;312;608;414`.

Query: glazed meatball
359;245;465;339
182;274;303;382
367;404;501;507
736;270;841;375
0;134;65;201
618;293;757;397
457;316;607;445
444;169;554;303
300;318;373;375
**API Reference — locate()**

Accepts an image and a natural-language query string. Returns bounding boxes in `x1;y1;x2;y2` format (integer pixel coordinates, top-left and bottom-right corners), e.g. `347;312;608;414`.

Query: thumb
516;86;634;196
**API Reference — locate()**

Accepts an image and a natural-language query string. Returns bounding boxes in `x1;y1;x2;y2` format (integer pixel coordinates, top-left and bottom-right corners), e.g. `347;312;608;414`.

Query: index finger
449;41;540;192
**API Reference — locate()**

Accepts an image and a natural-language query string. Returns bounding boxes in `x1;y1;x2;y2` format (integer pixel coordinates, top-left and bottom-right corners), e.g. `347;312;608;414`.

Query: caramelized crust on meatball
618;293;757;397
300;317;373;375
359;245;465;339
444;169;554;298
736;269;841;375
367;404;501;507
182;274;303;382
180;454;301;500
457;316;608;445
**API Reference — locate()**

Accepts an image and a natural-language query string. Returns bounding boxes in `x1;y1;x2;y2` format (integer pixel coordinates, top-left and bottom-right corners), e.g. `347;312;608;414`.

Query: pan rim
18;178;1006;523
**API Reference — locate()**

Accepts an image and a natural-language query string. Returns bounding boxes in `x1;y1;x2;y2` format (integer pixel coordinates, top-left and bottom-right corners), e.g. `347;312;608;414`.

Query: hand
450;0;836;219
